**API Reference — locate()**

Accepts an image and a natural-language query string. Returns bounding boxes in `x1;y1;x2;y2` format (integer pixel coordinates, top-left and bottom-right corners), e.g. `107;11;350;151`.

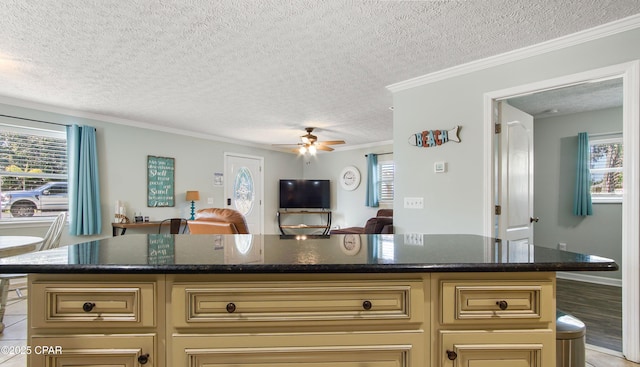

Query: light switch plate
404;197;424;209
434;161;447;173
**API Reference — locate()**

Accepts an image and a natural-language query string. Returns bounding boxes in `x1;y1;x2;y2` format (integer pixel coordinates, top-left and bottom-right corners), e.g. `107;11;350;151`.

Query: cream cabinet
30;334;156;366
433;273;556;367
167;275;427;367
28;272;557;367
28;274;164;367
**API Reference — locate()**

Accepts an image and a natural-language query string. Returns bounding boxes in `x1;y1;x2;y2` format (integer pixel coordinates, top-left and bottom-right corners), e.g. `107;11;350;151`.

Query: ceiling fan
274;127;345;154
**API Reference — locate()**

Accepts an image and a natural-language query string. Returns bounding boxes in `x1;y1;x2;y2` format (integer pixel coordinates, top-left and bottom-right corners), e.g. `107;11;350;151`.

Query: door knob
530;217;540;223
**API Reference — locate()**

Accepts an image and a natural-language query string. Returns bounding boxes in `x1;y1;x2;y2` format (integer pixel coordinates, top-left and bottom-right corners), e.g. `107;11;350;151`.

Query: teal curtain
573;132;593;216
67;125;102;235
68;241;100;264
365;154;379;207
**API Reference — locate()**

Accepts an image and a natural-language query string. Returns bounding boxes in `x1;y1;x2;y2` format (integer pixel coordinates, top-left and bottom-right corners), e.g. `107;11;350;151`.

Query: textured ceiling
508;78;623;119
0;1;639;150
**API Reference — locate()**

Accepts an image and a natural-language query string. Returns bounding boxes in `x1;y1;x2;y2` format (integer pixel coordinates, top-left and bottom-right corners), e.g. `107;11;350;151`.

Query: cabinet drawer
439;329;554;367
172;280;424;328
172;331;424;367
30;281;156;328
30;333;156;367
441;281;553;324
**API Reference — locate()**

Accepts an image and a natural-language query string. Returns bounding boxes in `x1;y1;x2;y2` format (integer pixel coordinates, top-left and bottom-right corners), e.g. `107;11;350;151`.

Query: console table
112;221;164;236
277;210;332;235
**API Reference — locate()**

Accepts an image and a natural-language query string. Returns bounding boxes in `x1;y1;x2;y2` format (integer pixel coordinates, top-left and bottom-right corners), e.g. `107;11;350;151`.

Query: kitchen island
0;234;617;367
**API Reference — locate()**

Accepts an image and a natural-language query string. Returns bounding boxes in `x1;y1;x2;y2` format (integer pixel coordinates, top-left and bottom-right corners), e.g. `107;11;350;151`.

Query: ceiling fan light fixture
299;146;307;154
308;144;317;155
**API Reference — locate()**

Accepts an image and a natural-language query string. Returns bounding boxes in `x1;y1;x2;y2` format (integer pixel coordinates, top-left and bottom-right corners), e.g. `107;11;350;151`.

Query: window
379;160;395;203
1;121;68;220
589;133;623;203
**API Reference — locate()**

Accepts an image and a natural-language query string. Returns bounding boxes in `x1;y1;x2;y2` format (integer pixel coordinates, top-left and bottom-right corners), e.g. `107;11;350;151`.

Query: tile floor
1;295;638;367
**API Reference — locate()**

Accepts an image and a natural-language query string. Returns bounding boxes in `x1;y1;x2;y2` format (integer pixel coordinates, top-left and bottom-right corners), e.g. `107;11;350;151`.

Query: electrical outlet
404;197;424;209
558;242;567;251
207;197;214;204
404;233;424;246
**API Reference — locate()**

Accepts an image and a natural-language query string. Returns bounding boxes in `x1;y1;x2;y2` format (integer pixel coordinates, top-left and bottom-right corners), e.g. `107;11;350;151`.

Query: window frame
378;159;395;204
0;119;68;222
589;133;623;204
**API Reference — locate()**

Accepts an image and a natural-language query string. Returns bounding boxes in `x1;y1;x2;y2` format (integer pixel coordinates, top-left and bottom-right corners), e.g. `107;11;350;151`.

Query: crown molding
332;140;393;152
0;94;284;152
386;13;640;93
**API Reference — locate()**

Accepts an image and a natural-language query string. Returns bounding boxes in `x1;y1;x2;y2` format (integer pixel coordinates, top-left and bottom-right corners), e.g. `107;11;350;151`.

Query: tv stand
277;210;332;235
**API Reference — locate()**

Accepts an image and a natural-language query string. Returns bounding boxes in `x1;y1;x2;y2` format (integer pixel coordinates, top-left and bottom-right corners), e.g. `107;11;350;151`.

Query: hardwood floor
557;277;622;352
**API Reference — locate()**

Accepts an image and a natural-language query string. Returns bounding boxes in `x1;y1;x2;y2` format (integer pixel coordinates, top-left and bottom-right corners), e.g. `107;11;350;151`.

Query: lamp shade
186;191;200;201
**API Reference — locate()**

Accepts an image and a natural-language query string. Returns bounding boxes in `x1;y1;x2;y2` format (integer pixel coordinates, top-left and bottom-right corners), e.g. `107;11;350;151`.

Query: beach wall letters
409;125;461;148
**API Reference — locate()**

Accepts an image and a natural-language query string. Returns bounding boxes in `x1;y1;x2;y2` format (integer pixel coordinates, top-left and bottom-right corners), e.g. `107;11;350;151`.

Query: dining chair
158;218;188;234
0;211;67;333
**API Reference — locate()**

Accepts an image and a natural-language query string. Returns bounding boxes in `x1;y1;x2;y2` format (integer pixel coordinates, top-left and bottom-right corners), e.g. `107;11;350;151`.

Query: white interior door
224;154;263;234
497;101;535;245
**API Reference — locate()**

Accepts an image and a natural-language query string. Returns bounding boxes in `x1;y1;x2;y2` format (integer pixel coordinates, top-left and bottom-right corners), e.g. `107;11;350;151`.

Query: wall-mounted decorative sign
147;155;175;207
408;125;461;148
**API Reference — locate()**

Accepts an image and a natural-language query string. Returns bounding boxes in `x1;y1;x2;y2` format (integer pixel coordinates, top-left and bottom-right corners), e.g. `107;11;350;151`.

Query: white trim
331;140;394;152
557;271;622;287
621;60;640;363
0;95;285;153
586;344;625;358
387;14;640;93
483;60;640;362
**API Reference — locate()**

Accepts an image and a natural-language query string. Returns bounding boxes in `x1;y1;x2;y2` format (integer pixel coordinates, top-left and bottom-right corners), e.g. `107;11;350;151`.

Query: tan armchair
187;208;250;234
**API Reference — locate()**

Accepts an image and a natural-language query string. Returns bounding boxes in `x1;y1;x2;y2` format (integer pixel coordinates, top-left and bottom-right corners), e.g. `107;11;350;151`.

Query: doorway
483;61;640;362
224;153;264;234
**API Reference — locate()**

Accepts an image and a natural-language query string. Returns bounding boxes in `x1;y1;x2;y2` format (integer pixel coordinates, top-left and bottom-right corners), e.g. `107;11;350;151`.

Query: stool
557;310;586;367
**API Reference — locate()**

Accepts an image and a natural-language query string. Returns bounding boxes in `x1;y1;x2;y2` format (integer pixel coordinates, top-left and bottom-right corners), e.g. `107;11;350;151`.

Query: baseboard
557;271;622;287
586;343;624;358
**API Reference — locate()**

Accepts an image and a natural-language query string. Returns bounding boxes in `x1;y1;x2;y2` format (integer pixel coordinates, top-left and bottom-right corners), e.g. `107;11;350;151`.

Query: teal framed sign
147;155;175;207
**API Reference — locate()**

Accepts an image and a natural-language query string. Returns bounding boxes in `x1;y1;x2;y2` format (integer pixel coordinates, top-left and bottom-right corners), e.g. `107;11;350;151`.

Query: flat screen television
279;179;330;209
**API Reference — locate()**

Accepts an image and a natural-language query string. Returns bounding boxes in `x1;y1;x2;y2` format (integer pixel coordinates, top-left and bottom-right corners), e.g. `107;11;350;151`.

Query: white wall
303;144;393;229
0;102;302;242
391;27;640;235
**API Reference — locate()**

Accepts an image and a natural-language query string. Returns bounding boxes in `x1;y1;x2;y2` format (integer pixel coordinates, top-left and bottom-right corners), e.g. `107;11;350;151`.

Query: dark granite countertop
0;234;617;274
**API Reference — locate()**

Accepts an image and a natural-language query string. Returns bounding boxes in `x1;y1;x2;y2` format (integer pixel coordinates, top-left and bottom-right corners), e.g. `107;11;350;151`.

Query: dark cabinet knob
138;353;149;364
82;302;96;312
496;300;509;310
362;300;372;310
446;350;457;360
226;302;236;313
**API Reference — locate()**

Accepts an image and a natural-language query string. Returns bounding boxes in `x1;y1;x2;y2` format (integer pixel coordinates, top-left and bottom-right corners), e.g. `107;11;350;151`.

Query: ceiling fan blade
316;145;334;151
317;140;345;145
272;143;301;146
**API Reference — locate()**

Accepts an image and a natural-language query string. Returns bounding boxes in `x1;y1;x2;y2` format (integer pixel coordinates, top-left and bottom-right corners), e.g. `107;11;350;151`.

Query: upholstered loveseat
330;209;393;235
187;208;250;234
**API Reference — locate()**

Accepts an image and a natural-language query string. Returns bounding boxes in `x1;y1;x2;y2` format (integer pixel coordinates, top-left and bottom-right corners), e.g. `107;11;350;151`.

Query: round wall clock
340;234;362;255
339;166;361;191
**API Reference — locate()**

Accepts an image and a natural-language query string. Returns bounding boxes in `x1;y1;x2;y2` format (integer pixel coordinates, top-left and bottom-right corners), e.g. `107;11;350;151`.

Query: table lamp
186;191;200;220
